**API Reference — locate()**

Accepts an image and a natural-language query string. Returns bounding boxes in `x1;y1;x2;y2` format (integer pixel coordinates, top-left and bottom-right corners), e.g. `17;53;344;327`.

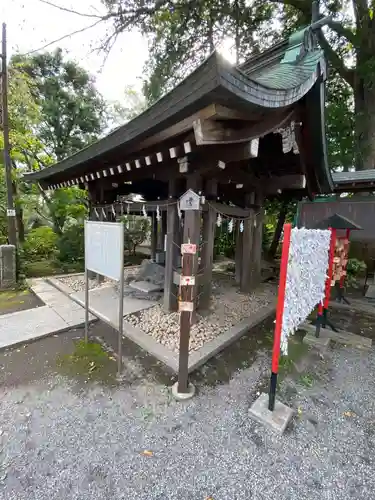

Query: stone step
301;322;372;350
128;280;163;293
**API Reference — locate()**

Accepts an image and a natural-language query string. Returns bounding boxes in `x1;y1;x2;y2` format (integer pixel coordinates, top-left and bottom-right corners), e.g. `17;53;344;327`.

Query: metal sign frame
84;220;125;374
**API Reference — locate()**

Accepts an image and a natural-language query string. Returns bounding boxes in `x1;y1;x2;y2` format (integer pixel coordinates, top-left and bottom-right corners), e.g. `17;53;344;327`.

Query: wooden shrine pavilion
25;24;332;313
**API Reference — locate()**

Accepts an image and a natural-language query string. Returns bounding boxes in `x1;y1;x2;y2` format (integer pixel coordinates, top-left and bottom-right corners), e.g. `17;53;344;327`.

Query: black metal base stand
268;372;278;411
335;282;350;305
314;308;339;337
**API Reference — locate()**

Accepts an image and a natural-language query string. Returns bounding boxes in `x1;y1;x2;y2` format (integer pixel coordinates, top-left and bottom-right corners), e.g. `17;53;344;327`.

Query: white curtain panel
281;228;331;354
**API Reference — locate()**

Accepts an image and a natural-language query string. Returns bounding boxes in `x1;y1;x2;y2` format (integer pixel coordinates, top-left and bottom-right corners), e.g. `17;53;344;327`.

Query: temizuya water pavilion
26;24;332;323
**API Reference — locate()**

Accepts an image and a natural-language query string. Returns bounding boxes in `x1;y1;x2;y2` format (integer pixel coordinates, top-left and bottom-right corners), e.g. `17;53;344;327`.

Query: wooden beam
150;213;157;261
193;118;258;146
264;174;306;194
193;109;295;146
200;179;217;309
250;192;264;289
235;222;242;285
164;179;180;312
240;192;256;293
206;142;259;163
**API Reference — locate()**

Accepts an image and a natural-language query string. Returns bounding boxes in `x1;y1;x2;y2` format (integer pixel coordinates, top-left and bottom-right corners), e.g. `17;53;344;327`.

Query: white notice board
84;221;124;281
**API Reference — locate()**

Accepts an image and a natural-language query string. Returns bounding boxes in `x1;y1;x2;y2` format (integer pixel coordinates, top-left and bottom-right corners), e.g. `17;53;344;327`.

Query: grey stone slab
0;245;16;289
330;299;375;316
29;280;55;295
46;277;78;296
365;284;375;299
0;306;68;350
129;280;163;293
53;306;95;327
249;393;294;434
36;292;83;310
303;333;331;349
72;285;155;329
302;322;372;350
136;260;165;286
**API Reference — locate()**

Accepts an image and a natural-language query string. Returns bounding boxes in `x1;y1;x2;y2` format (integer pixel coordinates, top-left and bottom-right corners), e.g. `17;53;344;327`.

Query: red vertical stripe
323;228;337;309
271;223;292;374
340;229;351;288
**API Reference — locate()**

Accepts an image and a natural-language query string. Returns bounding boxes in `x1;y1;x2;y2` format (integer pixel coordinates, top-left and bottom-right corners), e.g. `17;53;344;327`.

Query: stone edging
187;304;275;373
46;275;276;374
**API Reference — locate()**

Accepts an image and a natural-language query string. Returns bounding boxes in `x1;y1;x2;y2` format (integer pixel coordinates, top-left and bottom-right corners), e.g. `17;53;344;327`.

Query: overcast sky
1;0;149;102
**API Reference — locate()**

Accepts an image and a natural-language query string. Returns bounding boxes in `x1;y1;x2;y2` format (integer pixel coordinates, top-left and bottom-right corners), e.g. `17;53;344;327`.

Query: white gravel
124;284;276;352
1;345;375;499
57;267;141;293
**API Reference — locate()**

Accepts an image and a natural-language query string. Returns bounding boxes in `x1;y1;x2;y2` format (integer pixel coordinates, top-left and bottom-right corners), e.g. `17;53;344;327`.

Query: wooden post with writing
176;185;200;394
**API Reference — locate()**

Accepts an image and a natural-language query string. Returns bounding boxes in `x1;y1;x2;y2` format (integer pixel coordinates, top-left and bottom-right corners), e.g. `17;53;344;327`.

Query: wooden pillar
177;175;202;392
184;176;202;314
150;213;157;261
199;179;217;310
250;192;264;288
235;224;243;285
161;210;167;252
164;180;179;311
240;192;256;293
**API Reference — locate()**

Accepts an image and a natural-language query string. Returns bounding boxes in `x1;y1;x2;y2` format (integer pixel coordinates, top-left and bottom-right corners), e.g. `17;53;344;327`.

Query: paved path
0;279;93;350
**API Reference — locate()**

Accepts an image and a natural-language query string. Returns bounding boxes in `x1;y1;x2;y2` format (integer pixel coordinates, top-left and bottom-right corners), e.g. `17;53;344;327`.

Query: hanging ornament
94;207;99;219
142;204;147;219
228;219;234;234
216;213;222;227
102;207;107;219
111;204;116;218
240;220;244;233
126;203;130;215
156;205;161;221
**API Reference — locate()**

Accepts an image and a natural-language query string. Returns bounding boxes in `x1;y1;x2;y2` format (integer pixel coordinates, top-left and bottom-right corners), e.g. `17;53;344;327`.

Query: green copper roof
250;50;323;90
239;25;325;91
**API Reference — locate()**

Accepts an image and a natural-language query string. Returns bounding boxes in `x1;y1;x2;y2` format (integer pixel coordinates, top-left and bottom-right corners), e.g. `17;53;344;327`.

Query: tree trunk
11;180;25;243
268;202;288;260
37;185;63;235
16;207;25;242
354;74;375;171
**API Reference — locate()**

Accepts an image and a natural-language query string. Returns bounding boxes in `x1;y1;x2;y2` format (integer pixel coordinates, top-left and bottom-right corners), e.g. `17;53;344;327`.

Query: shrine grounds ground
1;313;375;500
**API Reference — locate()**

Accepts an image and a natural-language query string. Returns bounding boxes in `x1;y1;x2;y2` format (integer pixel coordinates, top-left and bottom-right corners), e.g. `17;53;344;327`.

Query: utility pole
1;23;17;246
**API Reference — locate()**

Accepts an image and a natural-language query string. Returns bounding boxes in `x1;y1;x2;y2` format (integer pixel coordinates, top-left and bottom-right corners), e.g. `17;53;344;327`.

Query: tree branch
20;18;105;56
316;29;354;87
37;0;103;18
328;20;357;45
268;0;310;14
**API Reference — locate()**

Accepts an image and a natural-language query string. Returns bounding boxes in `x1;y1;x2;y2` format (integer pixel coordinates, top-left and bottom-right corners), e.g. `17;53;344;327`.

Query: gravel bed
57;267;141;293
124;284;276;353
1;344;375;499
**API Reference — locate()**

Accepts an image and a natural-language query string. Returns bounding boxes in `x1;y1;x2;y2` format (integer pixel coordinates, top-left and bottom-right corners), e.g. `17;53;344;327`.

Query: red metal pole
315;228;335;336
339;229;350;289
268;223;292;411
324;228;337;310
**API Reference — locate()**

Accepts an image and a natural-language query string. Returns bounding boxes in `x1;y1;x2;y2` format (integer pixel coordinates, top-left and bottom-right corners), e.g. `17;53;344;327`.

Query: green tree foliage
121;215;150;255
271;0;375;171
23;226;58;260
57;224;85;263
12;48;106;160
99;0;375;171
5;49;103;244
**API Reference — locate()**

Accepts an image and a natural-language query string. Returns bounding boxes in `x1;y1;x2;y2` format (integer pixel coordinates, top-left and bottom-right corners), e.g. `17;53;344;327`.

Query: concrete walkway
0;279;93;350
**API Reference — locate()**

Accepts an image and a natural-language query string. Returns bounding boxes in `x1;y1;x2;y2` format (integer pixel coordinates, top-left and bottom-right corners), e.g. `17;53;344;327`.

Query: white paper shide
281;228;331;354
